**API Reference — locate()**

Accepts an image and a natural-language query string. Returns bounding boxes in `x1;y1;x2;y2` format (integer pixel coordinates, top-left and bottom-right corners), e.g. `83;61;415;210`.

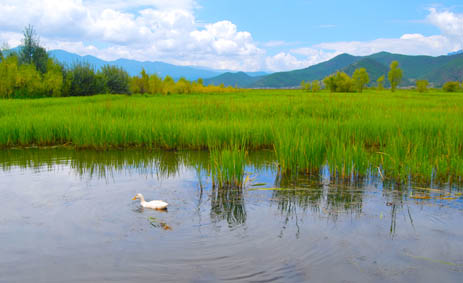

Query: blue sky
0;0;462;71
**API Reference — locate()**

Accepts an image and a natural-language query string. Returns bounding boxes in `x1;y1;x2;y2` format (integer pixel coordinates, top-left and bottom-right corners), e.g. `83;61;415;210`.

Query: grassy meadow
0;89;462;183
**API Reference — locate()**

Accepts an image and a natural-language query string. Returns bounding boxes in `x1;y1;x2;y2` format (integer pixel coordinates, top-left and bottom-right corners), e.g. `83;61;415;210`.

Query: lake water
0;149;462;282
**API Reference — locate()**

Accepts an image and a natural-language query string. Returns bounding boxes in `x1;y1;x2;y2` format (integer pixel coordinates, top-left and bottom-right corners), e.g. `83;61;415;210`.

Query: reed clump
208;145;247;189
0;89;462;183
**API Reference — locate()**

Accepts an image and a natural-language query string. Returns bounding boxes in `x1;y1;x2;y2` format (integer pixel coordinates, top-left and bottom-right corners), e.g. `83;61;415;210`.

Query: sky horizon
0;0;462;72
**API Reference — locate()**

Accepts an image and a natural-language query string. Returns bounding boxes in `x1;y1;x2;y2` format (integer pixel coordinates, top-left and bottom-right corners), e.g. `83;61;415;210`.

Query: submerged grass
0;90;462;183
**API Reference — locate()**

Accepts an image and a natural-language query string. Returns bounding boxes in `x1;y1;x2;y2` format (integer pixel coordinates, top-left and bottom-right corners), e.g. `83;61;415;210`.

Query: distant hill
252;53;360;88
5;47;266;81
342;58;390;83
204;72;263;87
48;50;221;80
234;51;463;88
6;46;463;87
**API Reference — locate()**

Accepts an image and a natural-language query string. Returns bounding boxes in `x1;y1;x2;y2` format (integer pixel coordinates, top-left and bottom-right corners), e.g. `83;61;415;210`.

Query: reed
208;145;247;188
0;89;462;183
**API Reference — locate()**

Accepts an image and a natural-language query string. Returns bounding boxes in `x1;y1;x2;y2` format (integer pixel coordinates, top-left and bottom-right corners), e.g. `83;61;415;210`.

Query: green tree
129;68;150;94
377;75;385;90
68;62;104;96
323;72;354;93
388;61;403;92
416;80;429;93
300;80;311;92
43;59;64;97
197;78;204;86
176;77;192;94
443;81;460;92
323;75;336;92
100;65;130;94
19;25;48;73
0;55;19;98
162;75;176;95
148;73;163;94
311;80;320;93
352;68;370;93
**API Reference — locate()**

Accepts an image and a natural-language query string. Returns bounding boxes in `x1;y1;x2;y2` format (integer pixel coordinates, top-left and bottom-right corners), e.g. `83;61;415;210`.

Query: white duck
132;193;168;210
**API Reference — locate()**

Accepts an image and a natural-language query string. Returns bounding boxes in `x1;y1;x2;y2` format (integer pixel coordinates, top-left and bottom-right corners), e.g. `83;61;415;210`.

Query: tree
68;62;104;96
162;75;176;95
148;73;163;94
388;61;403;92
311;80;320;93
176;77;192;94
323;72;354;93
416;80;429;93
352;68;369;93
300;80;311;92
19;25;48;73
443;81;460;92
100;65;130;94
377;75;385;90
43;58;64;97
0;55;19;98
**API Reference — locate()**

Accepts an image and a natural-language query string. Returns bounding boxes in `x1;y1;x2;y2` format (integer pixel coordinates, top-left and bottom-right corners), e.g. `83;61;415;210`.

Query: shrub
416;80;429;93
311;80;320;93
323;72;355;93
300;80;311;92
443;81;461;92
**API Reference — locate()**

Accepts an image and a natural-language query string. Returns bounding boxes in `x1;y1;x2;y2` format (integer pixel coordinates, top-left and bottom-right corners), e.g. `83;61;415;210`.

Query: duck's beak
132;196;137;200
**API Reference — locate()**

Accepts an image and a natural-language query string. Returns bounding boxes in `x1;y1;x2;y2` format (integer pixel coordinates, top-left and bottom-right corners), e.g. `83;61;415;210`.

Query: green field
0;89;462;183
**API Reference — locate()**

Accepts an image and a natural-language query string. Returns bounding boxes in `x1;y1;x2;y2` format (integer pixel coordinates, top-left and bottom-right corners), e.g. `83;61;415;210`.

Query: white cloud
314;34;452;56
0;0;265;71
1;2;463;72
265;8;463;71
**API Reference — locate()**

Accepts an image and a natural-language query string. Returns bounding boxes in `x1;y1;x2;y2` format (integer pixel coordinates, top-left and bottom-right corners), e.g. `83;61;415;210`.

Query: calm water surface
0;149;462;283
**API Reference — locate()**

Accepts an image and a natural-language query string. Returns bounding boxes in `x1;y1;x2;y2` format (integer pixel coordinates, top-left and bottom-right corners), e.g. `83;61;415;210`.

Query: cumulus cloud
0;0;264;70
0;2;462;72
263;8;463;71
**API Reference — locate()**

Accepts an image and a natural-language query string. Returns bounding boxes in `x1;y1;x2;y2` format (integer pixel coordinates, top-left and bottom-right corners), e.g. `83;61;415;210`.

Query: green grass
0;89;462;183
209;145;247;188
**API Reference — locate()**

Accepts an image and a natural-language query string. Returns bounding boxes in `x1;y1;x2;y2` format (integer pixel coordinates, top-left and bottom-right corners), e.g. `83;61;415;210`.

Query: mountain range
206;52;463;88
6;47;463;87
45;49;267;81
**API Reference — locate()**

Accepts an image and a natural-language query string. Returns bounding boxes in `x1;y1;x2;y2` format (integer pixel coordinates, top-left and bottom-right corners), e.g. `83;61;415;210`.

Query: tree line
0;26;234;99
300;61;463;93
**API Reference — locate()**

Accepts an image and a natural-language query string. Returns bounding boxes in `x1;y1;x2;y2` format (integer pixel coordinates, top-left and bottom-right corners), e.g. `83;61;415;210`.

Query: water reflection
1;149;463;283
0;148;461;233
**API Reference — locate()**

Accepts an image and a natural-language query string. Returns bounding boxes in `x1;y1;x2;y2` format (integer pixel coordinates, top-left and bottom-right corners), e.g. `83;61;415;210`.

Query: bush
311;80;320;93
323;72;355;92
443;81;460;92
300;80;311;92
416;80;429;93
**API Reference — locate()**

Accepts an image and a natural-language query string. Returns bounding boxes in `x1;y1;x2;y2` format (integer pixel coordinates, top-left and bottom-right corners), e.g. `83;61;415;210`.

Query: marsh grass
0;89;462;183
208;145;247;189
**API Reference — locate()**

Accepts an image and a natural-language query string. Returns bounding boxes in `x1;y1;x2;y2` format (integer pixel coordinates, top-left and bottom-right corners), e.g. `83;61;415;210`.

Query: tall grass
208;145;247;188
0;89;462;183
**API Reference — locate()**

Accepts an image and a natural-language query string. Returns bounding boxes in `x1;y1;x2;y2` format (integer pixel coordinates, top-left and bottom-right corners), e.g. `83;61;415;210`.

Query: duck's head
132;193;143;200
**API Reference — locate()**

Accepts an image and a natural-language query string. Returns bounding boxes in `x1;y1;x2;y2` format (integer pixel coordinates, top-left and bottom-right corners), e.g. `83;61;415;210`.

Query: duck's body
133;193;168;210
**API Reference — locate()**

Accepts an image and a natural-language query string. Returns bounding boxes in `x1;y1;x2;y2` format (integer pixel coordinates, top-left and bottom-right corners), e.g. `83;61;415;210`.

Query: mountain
204;72;263;87
251;53;360;88
342;58;390;82
232;51;463;88
48;50;221;80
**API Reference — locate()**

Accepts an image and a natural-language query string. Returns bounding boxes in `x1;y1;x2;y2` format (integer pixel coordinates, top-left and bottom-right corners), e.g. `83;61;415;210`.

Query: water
0;149;462;282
